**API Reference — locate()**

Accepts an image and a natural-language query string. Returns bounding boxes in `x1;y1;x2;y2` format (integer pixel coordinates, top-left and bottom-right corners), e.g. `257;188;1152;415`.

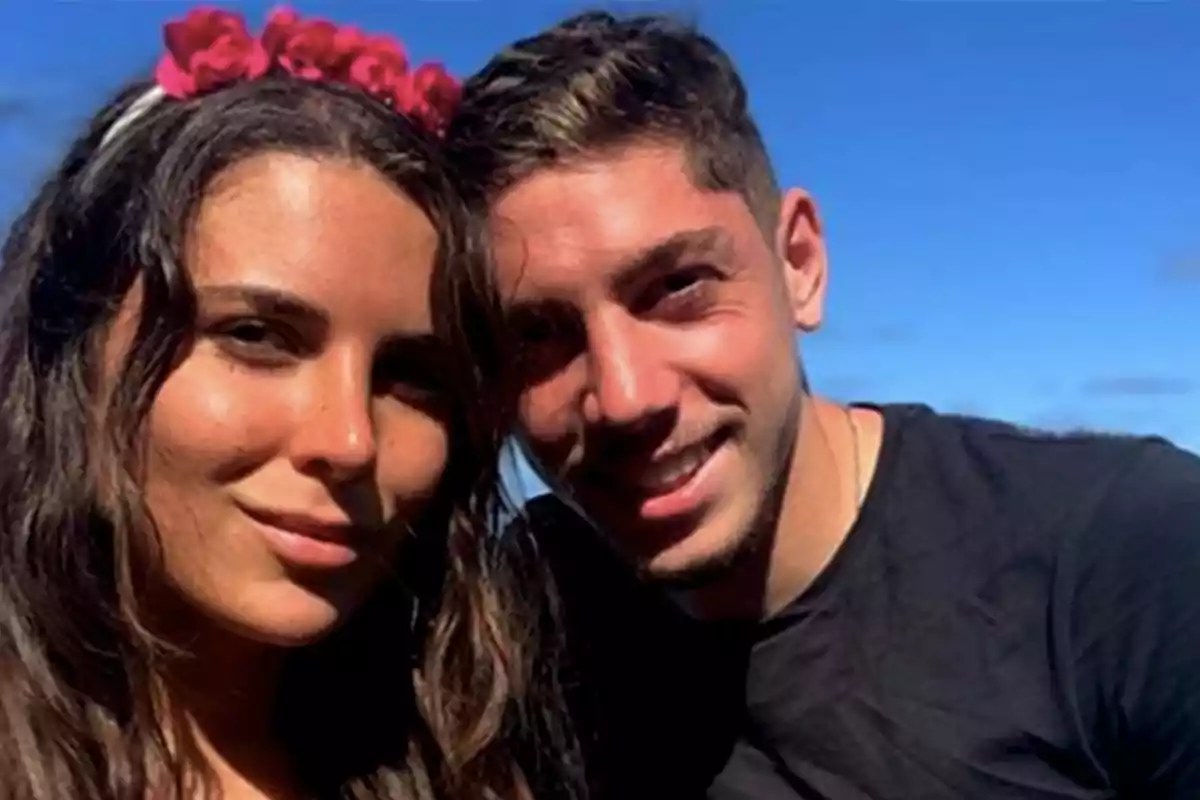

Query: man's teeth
632;442;714;493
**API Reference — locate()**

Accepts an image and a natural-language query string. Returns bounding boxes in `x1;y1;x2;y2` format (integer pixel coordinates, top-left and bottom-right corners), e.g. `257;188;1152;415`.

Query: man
446;11;1200;799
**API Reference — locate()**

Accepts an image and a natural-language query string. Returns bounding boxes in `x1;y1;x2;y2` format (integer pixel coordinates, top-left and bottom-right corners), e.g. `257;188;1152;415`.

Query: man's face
490;142;826;585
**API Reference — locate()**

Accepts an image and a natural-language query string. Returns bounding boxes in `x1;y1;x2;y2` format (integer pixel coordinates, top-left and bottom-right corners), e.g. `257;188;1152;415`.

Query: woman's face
105;152;450;647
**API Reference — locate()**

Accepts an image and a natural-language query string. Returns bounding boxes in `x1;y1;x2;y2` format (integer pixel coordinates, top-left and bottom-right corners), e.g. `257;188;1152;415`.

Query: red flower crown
154;6;460;135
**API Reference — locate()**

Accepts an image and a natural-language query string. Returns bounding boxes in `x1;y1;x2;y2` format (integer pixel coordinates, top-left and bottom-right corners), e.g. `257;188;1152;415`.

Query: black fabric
518;404;1200;799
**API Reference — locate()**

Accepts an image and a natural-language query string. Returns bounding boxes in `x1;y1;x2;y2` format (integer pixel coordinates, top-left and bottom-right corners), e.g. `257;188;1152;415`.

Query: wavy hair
0;72;575;799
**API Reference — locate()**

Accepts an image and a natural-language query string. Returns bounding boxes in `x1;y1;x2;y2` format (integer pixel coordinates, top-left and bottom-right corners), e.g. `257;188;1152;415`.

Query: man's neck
680;396;884;622
763;397;882;615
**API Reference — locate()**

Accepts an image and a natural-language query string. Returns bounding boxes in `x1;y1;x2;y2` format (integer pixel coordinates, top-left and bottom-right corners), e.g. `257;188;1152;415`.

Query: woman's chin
203;582;367;649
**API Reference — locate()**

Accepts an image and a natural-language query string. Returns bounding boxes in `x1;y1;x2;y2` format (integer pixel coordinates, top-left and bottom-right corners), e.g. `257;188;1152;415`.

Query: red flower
343;33;409;101
261;7;342;81
155;7;269;99
147;5;456;136
397;62;461;134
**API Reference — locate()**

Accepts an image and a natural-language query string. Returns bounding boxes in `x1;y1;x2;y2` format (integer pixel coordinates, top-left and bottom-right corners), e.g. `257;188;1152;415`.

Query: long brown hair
0;71;575;798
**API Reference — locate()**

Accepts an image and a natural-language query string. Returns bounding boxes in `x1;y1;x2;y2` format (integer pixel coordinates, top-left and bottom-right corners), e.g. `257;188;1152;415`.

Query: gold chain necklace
845;406;864;509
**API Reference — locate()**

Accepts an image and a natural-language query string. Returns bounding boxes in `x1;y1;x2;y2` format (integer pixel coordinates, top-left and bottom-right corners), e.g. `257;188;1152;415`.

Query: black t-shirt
519;404;1200;799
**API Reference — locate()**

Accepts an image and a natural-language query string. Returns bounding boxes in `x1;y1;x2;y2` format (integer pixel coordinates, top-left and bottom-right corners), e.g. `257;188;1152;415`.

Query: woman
0;7;577;799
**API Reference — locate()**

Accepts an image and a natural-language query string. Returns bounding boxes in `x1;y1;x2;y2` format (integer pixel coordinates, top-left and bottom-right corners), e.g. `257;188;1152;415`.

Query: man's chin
635;521;759;592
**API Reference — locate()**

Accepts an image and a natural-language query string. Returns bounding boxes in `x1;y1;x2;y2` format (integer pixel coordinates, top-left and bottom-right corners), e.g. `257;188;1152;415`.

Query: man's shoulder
863;404;1200;584
1043;435;1200;795
880;403;1190;509
1065;433;1200;574
883;402;1170;461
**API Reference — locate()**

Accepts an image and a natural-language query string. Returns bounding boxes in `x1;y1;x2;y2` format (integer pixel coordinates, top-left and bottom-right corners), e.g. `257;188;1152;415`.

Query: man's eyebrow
501;227;732;316
612;226;731;291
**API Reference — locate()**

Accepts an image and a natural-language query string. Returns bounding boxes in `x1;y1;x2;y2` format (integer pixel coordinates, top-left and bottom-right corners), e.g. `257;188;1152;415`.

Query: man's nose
582;315;679;434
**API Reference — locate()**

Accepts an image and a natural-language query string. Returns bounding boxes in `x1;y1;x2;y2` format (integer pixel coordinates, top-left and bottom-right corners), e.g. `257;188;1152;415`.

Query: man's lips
581;427;730;499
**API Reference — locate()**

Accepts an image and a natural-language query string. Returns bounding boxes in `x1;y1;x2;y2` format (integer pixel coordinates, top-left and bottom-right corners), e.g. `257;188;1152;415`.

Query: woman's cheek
146;352;292;482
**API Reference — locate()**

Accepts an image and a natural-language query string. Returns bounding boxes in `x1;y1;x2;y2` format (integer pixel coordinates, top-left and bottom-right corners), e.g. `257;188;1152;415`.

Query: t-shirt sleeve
1067;440;1200;798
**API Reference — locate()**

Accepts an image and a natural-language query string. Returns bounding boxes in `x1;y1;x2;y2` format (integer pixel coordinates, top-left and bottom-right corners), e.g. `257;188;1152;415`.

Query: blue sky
2;1;1197;501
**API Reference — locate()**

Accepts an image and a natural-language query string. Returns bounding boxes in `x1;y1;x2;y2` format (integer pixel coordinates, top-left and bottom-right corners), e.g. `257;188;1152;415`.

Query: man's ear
775;188;828;332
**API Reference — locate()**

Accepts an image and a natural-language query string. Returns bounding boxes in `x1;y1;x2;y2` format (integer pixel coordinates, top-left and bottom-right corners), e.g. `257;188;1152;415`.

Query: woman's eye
224;321;274;344
212;318;302;365
374;352;448;408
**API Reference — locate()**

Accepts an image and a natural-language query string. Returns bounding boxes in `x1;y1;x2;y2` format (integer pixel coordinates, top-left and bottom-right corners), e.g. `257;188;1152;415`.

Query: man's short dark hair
446;11;781;231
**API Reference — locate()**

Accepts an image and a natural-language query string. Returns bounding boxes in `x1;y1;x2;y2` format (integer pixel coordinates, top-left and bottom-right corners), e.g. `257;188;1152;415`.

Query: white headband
99;85;167;149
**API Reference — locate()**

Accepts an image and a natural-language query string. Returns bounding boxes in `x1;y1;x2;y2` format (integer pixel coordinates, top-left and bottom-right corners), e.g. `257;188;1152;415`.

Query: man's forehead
487;189;744;272
486;145;740;238
490;220;736;309
488;207;701;262
484;146;760;301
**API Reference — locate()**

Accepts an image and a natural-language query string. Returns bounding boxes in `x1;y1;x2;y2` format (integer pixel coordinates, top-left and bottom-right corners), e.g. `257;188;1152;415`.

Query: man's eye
635;265;719;316
375;354;446;401
661;270;703;295
515;316;556;344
